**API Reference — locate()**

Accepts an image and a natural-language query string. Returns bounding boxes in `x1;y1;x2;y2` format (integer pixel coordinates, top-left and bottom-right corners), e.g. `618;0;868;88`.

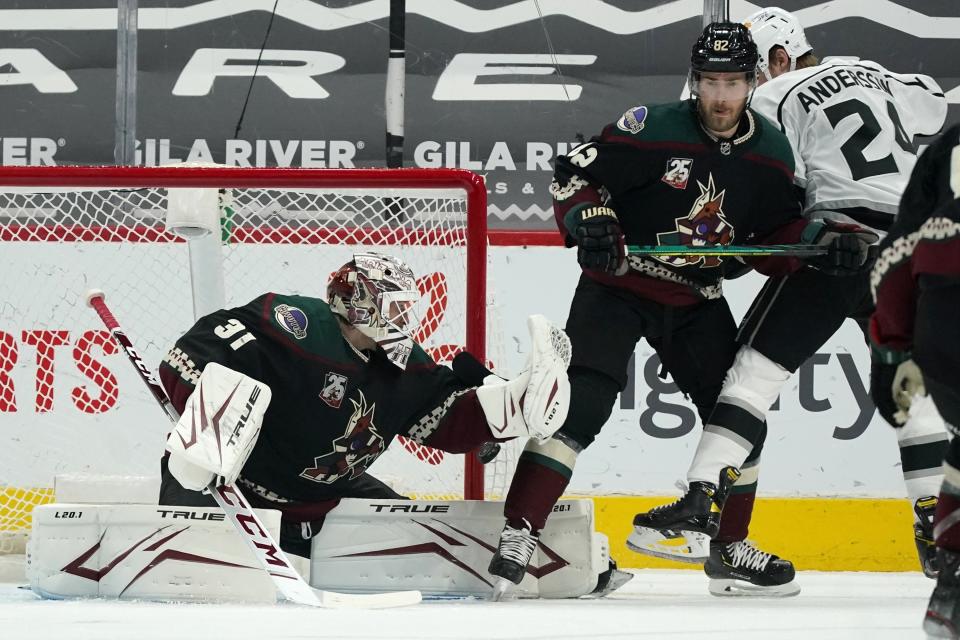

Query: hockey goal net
0;165;515;555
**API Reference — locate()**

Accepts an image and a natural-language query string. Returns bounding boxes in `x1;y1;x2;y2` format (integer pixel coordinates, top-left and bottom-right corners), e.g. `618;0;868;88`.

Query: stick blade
318;589;421;609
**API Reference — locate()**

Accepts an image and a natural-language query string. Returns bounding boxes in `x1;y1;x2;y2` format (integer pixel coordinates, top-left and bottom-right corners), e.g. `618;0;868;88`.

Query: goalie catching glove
166;362;272;491
476;315;572;442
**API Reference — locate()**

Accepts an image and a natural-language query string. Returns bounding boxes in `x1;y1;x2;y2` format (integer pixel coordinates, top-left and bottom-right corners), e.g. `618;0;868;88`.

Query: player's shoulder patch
273;302;309;339
266;294;337;341
609;102;694;141
616;105;649;134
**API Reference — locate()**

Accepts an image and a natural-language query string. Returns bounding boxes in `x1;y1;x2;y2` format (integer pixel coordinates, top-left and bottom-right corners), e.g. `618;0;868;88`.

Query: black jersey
159;293;485;502
550;100;808;305
870;124;960;354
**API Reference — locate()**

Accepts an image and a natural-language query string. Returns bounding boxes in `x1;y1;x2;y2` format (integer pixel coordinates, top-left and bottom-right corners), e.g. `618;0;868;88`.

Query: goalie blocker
27;497;613;601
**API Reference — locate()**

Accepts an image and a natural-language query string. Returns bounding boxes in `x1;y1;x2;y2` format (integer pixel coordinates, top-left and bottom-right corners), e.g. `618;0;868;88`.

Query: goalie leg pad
27;504;282;603
308;498;603;599
166;362;271;490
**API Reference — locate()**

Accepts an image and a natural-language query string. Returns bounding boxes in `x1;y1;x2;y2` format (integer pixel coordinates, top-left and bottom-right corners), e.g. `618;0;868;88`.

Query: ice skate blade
626;526;709;564
490;579;515;602
708;578;800;598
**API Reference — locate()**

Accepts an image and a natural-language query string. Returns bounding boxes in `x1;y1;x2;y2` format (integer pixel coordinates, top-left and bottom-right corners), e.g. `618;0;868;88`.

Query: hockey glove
803;220;879;276
870;350;925;427
564;205;627;275
166;363;271;490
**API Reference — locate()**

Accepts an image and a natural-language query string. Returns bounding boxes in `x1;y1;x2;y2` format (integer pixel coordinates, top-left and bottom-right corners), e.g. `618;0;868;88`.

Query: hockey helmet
744;7;813;80
328;252;420;369
689;22;759;100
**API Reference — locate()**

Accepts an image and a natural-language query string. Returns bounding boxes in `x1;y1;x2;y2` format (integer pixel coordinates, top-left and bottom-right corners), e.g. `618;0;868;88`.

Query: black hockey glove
803;220;879;276
564;205;627;275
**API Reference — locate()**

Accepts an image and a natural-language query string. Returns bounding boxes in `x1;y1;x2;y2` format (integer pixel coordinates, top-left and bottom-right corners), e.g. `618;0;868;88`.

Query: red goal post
0;165;498;553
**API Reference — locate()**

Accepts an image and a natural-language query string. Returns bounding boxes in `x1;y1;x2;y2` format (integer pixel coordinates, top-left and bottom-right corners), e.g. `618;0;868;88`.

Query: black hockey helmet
691;22;759;74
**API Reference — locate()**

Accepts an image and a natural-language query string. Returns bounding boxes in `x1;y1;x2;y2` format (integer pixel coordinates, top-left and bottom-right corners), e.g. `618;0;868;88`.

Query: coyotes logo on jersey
300;391;386;484
656;173;734;267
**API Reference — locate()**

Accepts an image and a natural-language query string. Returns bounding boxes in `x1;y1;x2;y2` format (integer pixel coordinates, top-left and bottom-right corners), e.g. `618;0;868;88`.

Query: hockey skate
627;466;741;563
488;519;539;601
704;539;799;597
925;548;960;639
915;495;939;578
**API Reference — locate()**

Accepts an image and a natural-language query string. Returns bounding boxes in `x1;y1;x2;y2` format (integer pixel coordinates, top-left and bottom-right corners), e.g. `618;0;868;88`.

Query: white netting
0;167;520;552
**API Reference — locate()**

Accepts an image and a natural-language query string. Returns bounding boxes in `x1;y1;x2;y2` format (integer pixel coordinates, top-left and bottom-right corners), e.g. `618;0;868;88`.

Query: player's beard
698;98;745;137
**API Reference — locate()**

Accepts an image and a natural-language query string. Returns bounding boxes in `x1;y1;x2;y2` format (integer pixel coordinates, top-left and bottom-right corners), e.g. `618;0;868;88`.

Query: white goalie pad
308;498;603;599
476;315;572;442
166;362;271;490
27;504;282;603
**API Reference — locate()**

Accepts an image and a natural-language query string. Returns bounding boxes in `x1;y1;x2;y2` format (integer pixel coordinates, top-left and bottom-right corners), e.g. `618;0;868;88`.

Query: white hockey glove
892;359;926;425
476;315;572;442
166;362;271;491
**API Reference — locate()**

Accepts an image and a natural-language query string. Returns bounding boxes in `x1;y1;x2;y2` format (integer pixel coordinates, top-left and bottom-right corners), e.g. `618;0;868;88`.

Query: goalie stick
85;289;421;609
628;243;829;257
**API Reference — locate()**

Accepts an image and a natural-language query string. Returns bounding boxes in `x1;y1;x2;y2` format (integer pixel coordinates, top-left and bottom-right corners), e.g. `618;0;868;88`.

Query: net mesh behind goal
0;166;518;554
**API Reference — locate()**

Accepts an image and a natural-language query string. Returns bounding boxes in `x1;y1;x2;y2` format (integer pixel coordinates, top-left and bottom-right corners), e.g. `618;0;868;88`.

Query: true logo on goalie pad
319;372;348;409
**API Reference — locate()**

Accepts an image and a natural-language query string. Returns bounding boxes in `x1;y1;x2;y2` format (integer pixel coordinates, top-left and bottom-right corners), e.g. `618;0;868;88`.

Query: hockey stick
84;289;421;609
628;243;828;257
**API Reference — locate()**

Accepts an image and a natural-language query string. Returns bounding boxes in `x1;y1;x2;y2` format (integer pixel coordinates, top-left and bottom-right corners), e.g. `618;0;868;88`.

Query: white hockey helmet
328;252;420;369
743;7;813;80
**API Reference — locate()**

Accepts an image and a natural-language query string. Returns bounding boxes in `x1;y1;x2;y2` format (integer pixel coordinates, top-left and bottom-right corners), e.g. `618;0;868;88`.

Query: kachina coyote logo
300;391;385;484
656;173;733;267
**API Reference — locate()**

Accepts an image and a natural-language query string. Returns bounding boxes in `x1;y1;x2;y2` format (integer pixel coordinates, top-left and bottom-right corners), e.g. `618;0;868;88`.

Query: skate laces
648;480;692;515
726;540;773;572
499;521;538;566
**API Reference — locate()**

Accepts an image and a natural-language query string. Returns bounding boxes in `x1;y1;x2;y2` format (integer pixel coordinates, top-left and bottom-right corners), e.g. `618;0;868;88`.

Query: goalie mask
328;252;420;369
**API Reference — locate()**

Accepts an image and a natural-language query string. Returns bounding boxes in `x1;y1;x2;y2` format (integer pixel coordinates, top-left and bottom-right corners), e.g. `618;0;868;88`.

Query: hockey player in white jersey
630;6;949;596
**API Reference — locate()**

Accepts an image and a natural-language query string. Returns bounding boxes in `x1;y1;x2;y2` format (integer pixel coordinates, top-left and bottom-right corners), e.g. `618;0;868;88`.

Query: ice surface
0;569;933;640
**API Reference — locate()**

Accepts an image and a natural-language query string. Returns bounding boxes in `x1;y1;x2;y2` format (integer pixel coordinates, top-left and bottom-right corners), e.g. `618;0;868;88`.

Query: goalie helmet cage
0;165;512;554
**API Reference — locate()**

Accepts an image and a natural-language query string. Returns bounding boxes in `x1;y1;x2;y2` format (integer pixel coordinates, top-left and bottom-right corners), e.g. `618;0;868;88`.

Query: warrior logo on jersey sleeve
656;173;733;267
300;391;386;484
